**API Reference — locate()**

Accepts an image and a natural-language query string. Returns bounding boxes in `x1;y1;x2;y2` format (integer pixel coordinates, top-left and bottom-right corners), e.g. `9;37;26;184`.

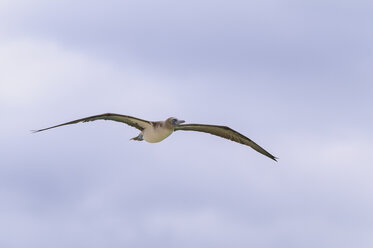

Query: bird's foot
130;134;144;141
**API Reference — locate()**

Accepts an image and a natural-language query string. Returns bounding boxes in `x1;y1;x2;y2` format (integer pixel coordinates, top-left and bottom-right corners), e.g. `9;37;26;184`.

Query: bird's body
142;121;174;143
33;113;277;161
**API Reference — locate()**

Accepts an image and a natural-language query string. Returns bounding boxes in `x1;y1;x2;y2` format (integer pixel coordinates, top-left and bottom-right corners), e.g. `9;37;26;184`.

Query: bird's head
166;117;185;127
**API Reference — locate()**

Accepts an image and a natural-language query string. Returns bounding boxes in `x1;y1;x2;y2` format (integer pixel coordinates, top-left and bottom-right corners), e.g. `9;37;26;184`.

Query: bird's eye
172;118;177;123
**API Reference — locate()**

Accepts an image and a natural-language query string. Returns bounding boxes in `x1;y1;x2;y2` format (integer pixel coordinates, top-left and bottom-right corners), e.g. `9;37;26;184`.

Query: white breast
143;126;174;143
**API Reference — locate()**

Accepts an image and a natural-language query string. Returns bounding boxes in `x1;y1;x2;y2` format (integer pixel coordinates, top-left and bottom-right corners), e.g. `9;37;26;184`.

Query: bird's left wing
175;124;277;161
32;113;152;133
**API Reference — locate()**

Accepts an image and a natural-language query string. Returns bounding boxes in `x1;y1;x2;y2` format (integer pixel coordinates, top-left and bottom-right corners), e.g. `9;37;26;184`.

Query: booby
33;113;277;161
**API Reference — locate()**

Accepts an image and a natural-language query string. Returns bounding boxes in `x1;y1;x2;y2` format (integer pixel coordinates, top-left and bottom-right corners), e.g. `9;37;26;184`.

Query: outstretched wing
32;113;152;133
175;124;277;161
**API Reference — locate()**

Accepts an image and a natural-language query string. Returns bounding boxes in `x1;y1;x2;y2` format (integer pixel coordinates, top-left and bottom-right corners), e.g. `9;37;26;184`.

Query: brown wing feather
175;124;277;161
32;113;152;133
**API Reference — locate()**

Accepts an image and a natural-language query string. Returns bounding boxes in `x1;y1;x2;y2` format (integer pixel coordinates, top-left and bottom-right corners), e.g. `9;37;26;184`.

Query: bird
33;113;278;161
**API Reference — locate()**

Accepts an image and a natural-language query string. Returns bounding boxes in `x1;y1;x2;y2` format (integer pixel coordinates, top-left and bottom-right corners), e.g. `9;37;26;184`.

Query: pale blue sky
1;0;373;247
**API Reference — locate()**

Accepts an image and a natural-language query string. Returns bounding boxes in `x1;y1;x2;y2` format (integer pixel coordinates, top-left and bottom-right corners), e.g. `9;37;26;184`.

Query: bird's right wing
32;113;152;133
175;123;277;161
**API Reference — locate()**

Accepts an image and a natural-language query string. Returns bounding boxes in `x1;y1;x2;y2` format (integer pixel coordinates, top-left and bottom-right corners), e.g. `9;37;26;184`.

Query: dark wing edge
175;124;278;161
32;113;152;133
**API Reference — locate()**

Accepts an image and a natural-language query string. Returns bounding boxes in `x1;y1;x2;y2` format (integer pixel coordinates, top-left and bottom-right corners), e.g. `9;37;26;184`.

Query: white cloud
0;38;192;140
1;1;373;247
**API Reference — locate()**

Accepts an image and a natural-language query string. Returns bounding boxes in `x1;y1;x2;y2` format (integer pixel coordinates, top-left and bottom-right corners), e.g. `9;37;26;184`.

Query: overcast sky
1;0;373;247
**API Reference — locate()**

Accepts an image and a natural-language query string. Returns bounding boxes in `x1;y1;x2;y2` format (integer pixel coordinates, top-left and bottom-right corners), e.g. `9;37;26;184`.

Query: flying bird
33;113;277;161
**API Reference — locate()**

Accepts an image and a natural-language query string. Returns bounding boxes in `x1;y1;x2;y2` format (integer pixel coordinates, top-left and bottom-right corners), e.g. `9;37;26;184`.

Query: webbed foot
130;134;144;141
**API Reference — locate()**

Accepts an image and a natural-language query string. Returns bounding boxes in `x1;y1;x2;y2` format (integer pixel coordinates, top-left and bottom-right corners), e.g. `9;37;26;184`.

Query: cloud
3;0;373;77
1;1;373;248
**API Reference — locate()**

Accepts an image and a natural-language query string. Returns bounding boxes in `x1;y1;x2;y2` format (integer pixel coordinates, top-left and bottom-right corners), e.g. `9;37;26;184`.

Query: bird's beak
176;120;185;125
